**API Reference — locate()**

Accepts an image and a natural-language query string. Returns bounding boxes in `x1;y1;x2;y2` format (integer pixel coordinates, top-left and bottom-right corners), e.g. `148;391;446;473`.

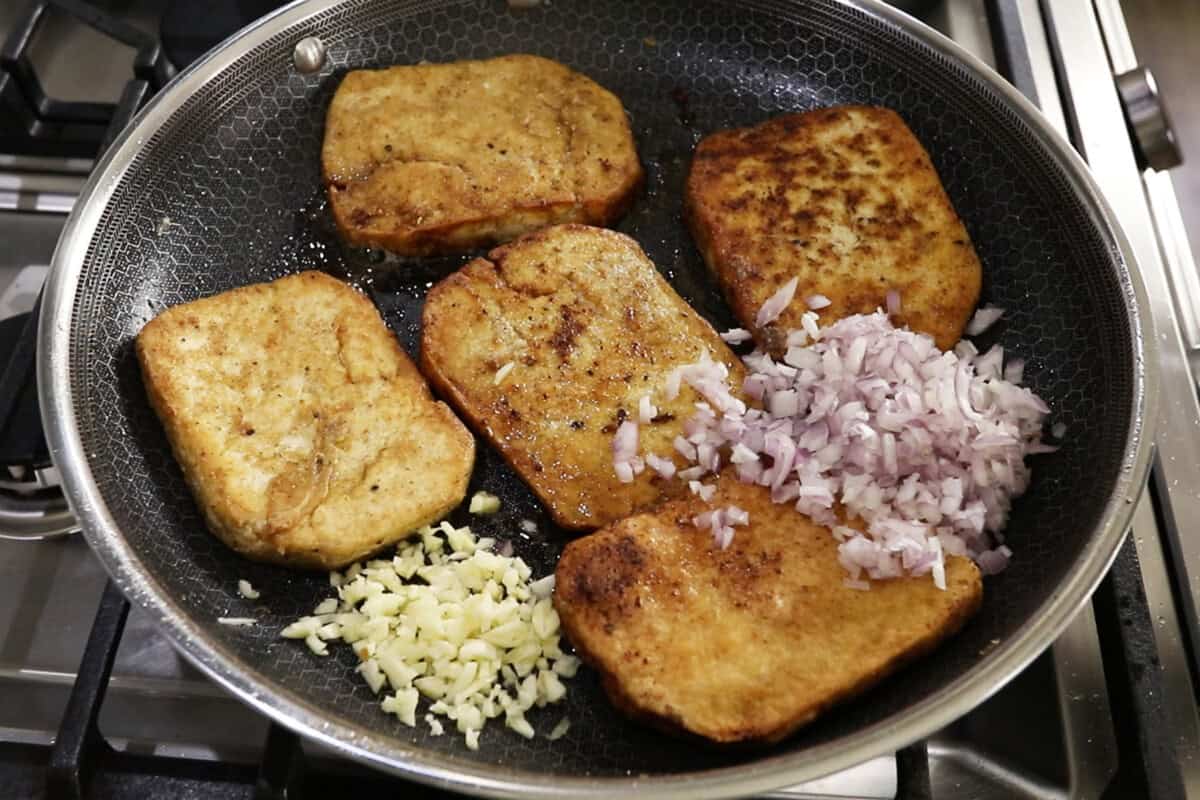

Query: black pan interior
68;0;1135;778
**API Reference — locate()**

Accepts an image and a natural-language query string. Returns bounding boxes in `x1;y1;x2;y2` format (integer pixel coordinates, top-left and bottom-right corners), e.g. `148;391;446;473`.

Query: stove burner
0;310;46;464
0;0;175;159
0;462;75;540
0;0;175;537
0;304;73;538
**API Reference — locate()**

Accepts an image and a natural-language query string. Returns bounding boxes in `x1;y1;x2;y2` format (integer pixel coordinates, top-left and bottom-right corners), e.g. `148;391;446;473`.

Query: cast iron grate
0;0;173;158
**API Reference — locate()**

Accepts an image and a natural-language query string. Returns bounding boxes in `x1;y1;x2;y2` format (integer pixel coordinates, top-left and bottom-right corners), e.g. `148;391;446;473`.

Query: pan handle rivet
293;36;327;74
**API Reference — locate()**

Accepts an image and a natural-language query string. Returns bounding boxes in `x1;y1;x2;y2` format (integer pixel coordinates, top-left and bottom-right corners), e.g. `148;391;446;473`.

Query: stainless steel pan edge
37;0;1156;797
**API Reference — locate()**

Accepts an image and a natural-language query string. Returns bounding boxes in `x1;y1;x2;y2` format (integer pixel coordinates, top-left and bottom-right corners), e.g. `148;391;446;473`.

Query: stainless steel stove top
3;1;1200;798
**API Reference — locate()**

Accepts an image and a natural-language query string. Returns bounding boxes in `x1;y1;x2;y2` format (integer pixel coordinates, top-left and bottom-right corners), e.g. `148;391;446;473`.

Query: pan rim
38;0;1156;797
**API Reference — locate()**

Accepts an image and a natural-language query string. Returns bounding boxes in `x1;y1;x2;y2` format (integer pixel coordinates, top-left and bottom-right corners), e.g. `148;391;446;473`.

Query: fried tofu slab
136;271;475;570
686;106;982;353
421;224;744;530
322;54;643;255
554;474;983;744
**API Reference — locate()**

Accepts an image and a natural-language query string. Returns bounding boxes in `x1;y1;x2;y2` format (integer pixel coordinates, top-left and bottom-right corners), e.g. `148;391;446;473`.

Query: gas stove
2;1;1199;798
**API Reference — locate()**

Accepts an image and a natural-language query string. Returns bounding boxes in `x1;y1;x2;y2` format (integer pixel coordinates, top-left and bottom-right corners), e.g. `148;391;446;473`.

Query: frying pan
38;0;1154;796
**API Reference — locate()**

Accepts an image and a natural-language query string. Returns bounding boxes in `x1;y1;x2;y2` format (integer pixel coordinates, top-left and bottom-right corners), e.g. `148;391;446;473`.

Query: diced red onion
694;508;739;549
770;480;799;503
974;345;1004;381
638;395;658;425
730;442;758;464
807;294;832;310
743;374;769;401
645;453;676;479
673;436;697;461
720;328;753;345
619;302;1051;587
755;277;799;328
688;480;716;502
977;548;1010;575
613;420;638;461
831;525;856;542
612;420;639;482
714;526;735;550
1003;357;1025;384
955;340;978;361
801;311;821;341
725;506;750;526
785;346;820;371
886;289;901;316
785;331;810;349
965;306;1004;336
665;368;683;401
769;389;800;418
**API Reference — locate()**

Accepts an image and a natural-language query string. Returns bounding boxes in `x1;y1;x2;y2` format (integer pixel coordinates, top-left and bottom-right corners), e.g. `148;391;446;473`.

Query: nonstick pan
38;0;1153;797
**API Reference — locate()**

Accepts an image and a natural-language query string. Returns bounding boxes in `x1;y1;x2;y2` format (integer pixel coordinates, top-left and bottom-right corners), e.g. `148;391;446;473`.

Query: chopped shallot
612;420;640;483
755;277;799;328
638;394;658;424
645;453;676;479
806;294;832;310
720;328;753;345
965;306;1004;336
886;289;901;316
619;305;1052;587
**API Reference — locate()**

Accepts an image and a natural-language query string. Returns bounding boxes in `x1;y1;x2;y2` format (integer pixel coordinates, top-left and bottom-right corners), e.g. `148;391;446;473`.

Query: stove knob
1115;66;1182;172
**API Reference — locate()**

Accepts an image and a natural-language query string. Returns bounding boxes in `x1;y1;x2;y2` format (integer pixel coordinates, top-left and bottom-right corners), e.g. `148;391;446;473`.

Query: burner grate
0;0;174;159
0;0;171;538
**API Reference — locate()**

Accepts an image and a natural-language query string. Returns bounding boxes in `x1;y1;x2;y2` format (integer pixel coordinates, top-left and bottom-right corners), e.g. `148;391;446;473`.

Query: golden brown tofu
420;224;744;530
554;474;982;744
685;106;982;353
322;54;643;256
136;271;475;570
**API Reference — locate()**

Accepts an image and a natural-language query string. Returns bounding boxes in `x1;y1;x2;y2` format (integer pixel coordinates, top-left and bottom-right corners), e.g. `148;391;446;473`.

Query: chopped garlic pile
468;491;501;515
281;521;577;750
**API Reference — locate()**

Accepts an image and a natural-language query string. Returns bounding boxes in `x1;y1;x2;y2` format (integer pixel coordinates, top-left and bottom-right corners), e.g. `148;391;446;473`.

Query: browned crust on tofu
685;106;982;353
554;474;983;744
322;54;643;256
420;224;744;530
136;270;475;570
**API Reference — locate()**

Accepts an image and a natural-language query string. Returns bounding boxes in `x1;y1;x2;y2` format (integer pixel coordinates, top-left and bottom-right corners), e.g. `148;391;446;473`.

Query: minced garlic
468;491;502;515
281;521;577;749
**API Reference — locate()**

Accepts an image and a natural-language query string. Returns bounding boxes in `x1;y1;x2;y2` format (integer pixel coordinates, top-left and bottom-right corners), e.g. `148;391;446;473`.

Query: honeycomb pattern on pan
66;0;1139;782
